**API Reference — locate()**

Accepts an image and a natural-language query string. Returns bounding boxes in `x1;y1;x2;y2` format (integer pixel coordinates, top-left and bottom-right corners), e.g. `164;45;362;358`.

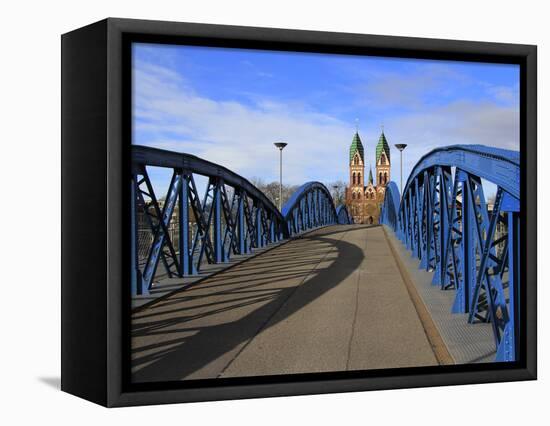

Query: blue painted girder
380;144;520;363
131;146;352;298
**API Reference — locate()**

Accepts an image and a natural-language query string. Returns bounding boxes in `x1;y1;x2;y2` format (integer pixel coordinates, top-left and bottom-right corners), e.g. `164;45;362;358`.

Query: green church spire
376;132;390;164
349;132;365;163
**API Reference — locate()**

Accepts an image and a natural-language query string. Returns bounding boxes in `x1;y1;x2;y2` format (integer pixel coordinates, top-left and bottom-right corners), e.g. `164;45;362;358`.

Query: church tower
345;127;391;225
375;131;391;187
349;131;365;199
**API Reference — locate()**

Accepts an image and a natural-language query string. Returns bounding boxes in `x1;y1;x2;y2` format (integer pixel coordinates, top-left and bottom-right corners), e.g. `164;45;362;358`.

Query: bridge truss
131;145;352;296
282;182;347;237
381;145;520;362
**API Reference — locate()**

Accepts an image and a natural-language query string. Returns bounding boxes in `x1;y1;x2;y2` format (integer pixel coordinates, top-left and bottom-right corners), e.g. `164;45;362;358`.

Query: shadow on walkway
131;225;364;383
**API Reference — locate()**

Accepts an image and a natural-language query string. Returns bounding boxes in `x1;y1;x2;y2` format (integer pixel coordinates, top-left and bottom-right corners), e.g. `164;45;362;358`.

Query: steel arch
380;144;520;362
131;147;352;296
380;181;400;232
131;145;286;295
336;204;354;225
282;181;352;237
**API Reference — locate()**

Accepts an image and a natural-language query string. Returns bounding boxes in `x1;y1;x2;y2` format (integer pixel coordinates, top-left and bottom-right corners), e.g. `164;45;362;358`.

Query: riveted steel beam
380;145;520;362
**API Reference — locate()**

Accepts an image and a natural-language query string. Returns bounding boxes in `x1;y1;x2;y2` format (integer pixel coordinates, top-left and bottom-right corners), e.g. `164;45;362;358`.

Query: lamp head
394;143;408;152
274;142;288;150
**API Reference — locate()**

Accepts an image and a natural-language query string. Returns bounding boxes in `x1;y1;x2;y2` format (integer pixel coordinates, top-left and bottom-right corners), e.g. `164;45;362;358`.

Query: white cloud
485;84;519;104
133;60;519;197
350;63;471;110
387;100;519;192
134;61;353;186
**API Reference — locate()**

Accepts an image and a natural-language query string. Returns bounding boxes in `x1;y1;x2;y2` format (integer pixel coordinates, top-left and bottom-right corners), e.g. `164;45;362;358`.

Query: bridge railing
131;145;286;295
380;181;401;232
336;204;354;225
131;146;352;295
380;144;520;362
282;182;352;237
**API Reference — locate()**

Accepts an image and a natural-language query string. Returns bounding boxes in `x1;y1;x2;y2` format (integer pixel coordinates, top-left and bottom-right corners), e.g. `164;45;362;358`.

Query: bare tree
262;181;282;205
249;177;300;210
326;180;347;207
249;177;266;189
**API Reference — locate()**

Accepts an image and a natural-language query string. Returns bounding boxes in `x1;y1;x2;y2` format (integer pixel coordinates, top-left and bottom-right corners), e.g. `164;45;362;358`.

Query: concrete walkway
384;226;496;364
131;225;438;383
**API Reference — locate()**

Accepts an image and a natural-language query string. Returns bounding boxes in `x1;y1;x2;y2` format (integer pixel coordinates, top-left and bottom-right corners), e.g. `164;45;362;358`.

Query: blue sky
133;42;519;196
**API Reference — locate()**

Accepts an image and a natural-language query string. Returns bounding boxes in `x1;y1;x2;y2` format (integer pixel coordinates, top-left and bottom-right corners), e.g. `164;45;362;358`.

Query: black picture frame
61;17;537;407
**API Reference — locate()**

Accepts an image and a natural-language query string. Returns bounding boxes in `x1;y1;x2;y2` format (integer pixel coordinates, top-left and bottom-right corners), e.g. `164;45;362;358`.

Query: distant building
345;130;391;224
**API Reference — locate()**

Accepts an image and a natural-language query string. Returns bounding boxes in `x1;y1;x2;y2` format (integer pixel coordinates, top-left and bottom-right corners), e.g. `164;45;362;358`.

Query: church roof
376;132;390;163
349;132;365;163
368;167;373;184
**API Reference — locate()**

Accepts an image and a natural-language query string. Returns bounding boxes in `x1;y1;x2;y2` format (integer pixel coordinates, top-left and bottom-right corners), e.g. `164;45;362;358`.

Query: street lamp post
274;142;288;211
394;144;408;196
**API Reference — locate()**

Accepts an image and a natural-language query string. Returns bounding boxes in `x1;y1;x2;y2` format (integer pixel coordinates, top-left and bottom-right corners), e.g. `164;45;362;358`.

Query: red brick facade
345;131;391;224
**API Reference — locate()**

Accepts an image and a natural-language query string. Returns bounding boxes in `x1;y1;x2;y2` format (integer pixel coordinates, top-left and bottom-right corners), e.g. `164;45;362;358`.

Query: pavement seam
382;226;455;366
345;269;361;371
217;227;350;378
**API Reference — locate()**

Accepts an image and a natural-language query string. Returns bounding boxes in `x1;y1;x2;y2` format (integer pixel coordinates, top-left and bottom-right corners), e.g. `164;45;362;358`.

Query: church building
344;130;391;224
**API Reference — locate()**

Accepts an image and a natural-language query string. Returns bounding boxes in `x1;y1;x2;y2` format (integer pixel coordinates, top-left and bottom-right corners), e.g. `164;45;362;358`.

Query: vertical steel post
451;172;474;312
406;190;413;251
414;177;422;259
497;199;520;361
179;174;191;275
432;169;442;285
397;208;403;241
309;192;313;228
463;176;476;311
321;197;325;225
410;188;417;257
417;174;428;269
416;182;422;258
213;180;223;263
320;195;324;225
130;176;143;295
402;195;407;243
433;167;451;286
299;199;304;232
304;194;309;229
314;191;318;225
419;173;429;270
304;197;307;229
429;173;438;272
238;193;245;254
311;192;315;227
256;206;262;248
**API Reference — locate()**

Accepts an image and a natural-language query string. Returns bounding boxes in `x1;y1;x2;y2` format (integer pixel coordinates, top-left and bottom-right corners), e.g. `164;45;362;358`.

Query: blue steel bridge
130;144;520;382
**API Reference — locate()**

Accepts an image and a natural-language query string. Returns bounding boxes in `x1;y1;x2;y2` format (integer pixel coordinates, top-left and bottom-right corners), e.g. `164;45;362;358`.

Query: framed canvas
61;18;537;407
